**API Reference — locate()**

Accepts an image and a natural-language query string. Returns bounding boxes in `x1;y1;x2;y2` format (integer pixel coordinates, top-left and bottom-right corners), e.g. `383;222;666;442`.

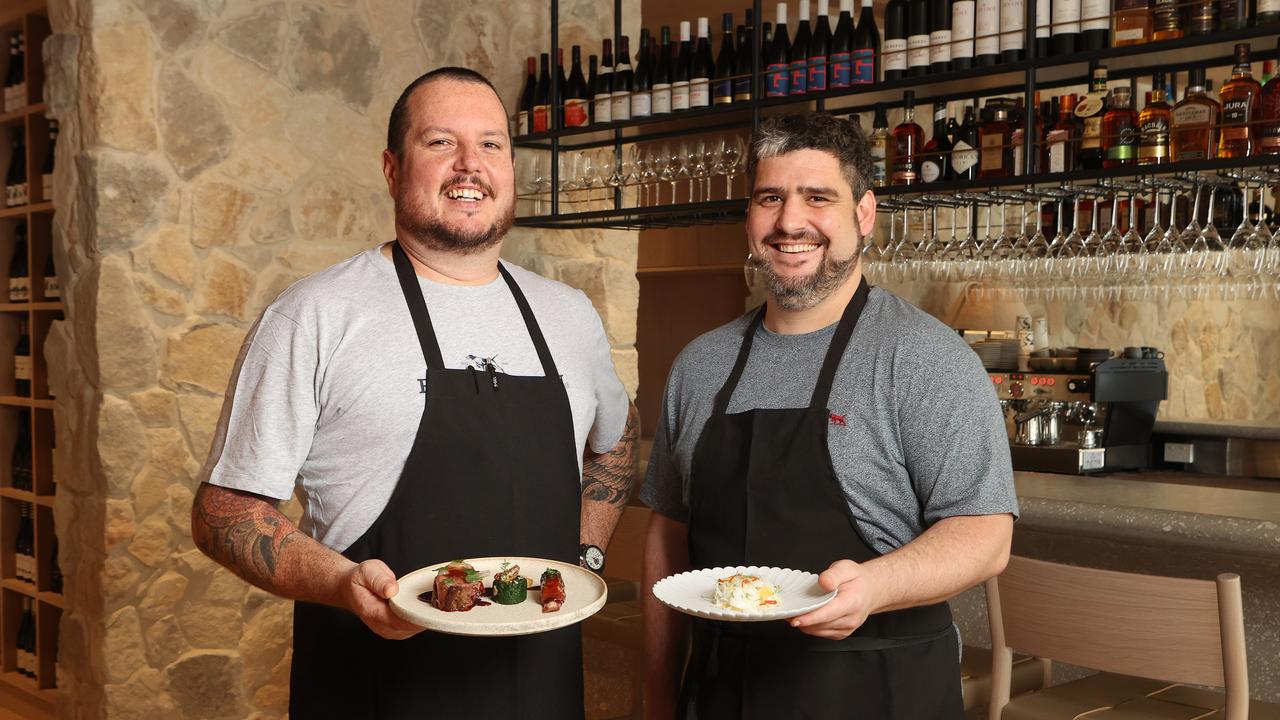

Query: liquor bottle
5;134;27;208
869;104;891;186
767;4;792;96
594;41;614;124
1219;0;1247;29
532;53;552;132
789;3;810;94
809;0;832;92
831;0;855;87
10;220;28;302
1113;0;1151;46
852;0;880;83
953;105;980;179
16;598;33;677
1051;0;1080;54
1261;42;1280;155
884;0;909;80
1151;0;1184;41
3;36;16;112
1259;0;1280;24
1076;63;1108;169
1042;94;1077;172
670;23;691;110
907;0;931;77
4;34;25;113
892;92;926;185
999;0;1025;63
975;0;1000;66
1172;68;1219;161
714;14;736;103
13;412;31;492
566;46;591;127
1264;59;1276;86
929;0;953;72
1189;0;1216;33
1219;44;1261;158
978;98;1016;177
1011;94;1042;175
733;16;754;101
689;19;714;107
654;26;674;113
612;36;634;121
1138;72;1172;165
14;317;31;397
43;250;58;301
517;57;536;136
921;103;953;181
952;0;976;70
1102;86;1138;167
1081;0;1110;49
631;32;653;118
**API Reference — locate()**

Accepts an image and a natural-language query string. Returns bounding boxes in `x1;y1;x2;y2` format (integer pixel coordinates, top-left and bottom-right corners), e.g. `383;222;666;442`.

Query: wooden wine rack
0;1;59;717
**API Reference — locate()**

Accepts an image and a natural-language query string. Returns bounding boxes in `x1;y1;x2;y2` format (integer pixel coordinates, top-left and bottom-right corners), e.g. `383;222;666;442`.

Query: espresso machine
988;353;1168;474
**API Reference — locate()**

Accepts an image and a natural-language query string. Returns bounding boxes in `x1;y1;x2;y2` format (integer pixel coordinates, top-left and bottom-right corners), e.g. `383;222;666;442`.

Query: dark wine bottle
1052;0;1080;54
43;245;58;301
51;534;63;594
735;10;755;100
13;412;31;492
975;0;999;66
4;34;25;113
517;57;536;136
556;48;568;128
533;53;551;132
767;3;791;97
852;0;879;83
611;36;633;122
14;317;31;398
9;220;28;303
790;1;811;94
691;17;714;107
884;0;909;81
831;0;855;87
907;0;930;77
714;14;736;104
952;0;975;70
952;105;980;179
594;40;613;124
631;30;653;118
1000;0;1025;63
930;0;953;72
654;26;674;113
566;46;590;127
5;134;27;208
809;0;832;92
674;21;693;110
921;103;953;181
760;21;774;97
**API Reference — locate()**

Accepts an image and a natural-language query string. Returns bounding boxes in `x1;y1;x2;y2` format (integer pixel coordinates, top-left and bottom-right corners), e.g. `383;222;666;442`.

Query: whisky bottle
1044;94;1079;173
1076;63;1109;169
1113;0;1151;46
1138;72;1172;165
869;104;891;187
1102;86;1139;167
979;98;1016;178
1218;43;1261;158
1150;0;1185;41
1259;40;1280;155
891;92;926;185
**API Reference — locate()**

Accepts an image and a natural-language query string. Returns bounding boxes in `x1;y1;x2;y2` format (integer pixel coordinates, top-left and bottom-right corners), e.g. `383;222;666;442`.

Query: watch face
581;545;605;571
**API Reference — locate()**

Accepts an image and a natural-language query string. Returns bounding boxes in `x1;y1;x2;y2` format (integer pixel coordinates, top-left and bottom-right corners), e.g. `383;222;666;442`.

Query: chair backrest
986;556;1249;719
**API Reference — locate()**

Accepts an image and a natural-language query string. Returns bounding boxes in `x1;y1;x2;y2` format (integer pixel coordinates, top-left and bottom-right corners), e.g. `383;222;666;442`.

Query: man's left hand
789;559;876;640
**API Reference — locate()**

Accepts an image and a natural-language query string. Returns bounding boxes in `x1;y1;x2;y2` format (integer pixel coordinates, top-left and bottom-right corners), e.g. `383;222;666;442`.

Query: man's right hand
342;559;424;640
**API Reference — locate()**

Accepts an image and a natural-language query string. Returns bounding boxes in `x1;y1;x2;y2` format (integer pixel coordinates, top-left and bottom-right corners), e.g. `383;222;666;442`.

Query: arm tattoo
582;405;641;507
192;483;301;588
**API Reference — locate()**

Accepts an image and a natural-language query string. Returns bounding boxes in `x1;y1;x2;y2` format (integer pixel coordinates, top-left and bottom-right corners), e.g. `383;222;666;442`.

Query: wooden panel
605;505;652;584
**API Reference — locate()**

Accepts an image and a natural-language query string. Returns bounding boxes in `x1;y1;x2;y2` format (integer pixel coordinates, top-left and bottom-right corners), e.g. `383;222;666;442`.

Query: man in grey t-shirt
641;113;1016;720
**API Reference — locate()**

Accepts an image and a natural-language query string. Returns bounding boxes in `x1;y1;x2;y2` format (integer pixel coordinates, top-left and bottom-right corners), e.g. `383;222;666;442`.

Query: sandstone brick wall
43;1;639;718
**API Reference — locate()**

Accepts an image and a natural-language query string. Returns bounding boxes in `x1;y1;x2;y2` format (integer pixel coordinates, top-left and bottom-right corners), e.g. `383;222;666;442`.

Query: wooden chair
986;556;1258;720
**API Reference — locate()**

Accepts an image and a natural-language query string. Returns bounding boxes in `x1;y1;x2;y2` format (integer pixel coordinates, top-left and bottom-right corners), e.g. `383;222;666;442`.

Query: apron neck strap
808;278;871;411
497;263;561;379
392;242;446;371
711;306;767;416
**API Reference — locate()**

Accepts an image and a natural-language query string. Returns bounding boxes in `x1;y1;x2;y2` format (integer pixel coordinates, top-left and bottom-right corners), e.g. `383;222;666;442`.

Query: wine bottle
5;34;25;113
51;534;62;594
517;57;536;136
952;105;980;179
654;26;674;113
975;0;999;66
1052;0;1080;54
907;0;930;77
690;18;714;107
13;412;31;493
767;4;792;96
714;14;736;103
790;1;811;94
631;31;653;118
831;0;854;87
9;220;28;303
810;0;832;92
930;0;953;72
533;53;551;132
43;248;57;301
1000;0;1025;63
869;104;891;186
15;598;32;676
556;48;568;128
612;36;633;121
852;0;880;84
5;134;27;208
14;317;31;398
673;21;693;110
594;40;614;124
760;21;774;96
735;12;755;100
2;36;17;112
566;46;591;127
15;504;33;581
1081;0;1110;49
1034;0;1050;56
951;0;975;70
921;103;953;182
884;0;909;81
1259;0;1280;24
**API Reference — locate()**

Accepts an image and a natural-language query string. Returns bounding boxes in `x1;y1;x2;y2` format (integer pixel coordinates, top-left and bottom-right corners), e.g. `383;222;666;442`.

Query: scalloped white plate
389;556;607;637
652;566;837;622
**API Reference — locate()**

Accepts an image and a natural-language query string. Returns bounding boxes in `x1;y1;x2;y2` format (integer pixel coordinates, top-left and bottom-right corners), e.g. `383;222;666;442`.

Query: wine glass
527;152;548;215
658;144;678;204
639;146;660;207
689;139;710;203
575;151;596;210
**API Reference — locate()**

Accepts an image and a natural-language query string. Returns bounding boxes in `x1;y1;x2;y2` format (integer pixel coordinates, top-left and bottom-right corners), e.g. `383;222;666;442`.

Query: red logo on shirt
829;412;847;427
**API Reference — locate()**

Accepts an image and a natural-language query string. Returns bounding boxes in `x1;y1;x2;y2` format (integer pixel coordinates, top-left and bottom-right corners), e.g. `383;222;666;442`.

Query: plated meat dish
431;561;488;612
540;568;565;613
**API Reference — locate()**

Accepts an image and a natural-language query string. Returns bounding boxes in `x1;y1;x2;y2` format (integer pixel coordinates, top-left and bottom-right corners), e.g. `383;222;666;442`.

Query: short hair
386;67;509;157
746;112;874;203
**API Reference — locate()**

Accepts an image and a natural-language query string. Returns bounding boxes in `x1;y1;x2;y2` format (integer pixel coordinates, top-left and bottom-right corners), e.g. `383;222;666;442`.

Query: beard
749;230;861;311
395;174;515;255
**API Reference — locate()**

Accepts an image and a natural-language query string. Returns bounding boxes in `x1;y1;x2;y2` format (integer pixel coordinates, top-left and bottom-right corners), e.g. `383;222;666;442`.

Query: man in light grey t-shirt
642;113;1016;720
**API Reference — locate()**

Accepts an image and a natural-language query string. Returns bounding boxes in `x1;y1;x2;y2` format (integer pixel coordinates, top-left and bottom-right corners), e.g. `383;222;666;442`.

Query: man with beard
640;112;1017;719
190;67;637;719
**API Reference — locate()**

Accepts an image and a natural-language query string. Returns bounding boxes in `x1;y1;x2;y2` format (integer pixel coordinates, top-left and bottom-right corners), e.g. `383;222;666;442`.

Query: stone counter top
1153;418;1280;441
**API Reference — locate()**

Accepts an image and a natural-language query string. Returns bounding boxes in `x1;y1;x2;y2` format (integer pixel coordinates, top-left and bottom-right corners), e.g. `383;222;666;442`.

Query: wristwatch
578;543;605;574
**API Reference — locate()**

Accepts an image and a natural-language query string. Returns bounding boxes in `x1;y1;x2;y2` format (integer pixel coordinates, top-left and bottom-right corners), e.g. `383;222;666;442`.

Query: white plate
390;556;607;637
652;566;837;622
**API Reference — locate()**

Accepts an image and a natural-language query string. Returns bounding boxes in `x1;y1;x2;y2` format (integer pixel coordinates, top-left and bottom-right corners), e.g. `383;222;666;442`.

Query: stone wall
44;1;639;718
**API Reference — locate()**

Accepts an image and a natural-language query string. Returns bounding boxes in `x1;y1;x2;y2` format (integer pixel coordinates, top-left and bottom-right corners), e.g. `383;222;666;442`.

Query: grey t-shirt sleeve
200;308;319;500
896;336;1019;523
640;358;691;523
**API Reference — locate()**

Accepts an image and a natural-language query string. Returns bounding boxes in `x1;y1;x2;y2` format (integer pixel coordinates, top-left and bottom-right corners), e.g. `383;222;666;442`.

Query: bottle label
44;276;59;299
1053;0;1081;33
981;133;1005;171
565;99;590;127
1082;0;1109;29
14;354;31;380
1080;116;1103;149
9;277;28;302
953;140;978;174
690;78;711;106
976;0;1000;55
517;111;530;136
733;74;752;100
930;31;953;64
1046;129;1069;171
1221;98;1251;141
653;85;672;114
766;63;790;96
714;78;735;103
629;92;652;118
1107;139;1137;161
1036;0;1051;37
789;61;808;94
808;56;828;91
611;92;631;121
883;38;908;72
1000;0;1026;52
1114;27;1146;41
921;159;943;182
593;94;612;123
870;140;887;186
1013;129;1025;174
1139;118;1169;160
908;34;930;69
952;1;976;58
845;50;869;85
1260;0;1280;11
1075;94;1104;119
672;81;691;110
533;105;550;132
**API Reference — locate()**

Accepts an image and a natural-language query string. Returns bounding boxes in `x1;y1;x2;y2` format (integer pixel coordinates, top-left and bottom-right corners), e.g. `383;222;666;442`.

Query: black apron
289;243;585;719
680;279;964;720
